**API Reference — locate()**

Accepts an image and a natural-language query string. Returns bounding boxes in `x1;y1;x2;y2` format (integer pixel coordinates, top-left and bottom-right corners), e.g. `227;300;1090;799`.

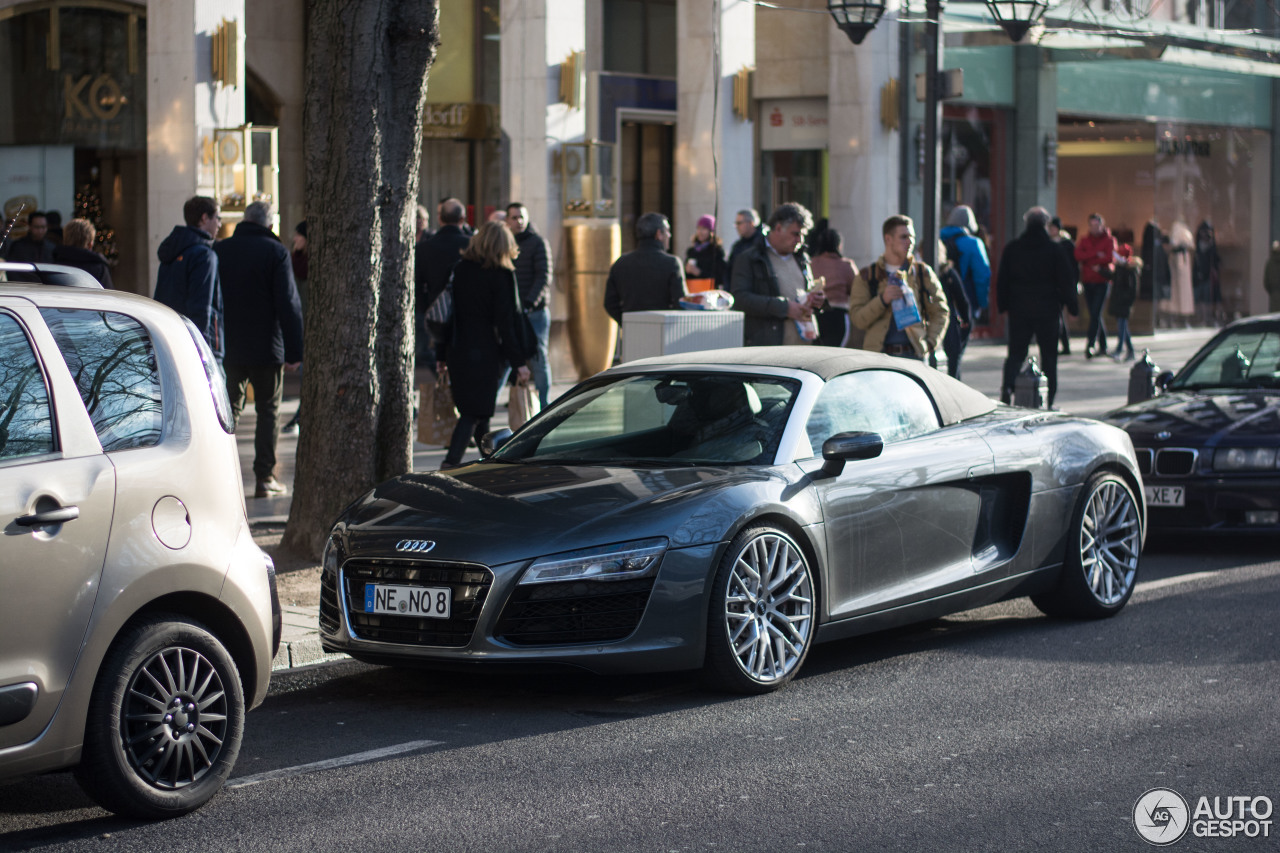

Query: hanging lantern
827;0;887;45
984;0;1053;42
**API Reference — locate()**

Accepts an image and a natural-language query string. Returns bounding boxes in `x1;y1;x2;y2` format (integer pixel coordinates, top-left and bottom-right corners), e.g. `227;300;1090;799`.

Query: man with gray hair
728;208;765;272
731;202;825;346
995;205;1076;407
603;212;686;323
214;201;304;497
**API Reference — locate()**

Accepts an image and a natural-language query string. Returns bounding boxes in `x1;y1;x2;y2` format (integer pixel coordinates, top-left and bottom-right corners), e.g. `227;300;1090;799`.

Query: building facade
3;0;1277;368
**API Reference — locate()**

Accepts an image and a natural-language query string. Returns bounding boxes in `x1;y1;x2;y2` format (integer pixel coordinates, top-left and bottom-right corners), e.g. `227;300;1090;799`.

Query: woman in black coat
684;214;728;287
52;218;113;288
436;221;530;469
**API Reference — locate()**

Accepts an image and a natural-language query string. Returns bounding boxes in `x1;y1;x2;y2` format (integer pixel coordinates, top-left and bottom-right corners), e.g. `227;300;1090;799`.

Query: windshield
491;372;801;466
1170;327;1280;391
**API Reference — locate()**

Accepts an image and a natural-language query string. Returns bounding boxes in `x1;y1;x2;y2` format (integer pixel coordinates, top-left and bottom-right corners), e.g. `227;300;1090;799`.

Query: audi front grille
341;558;493;647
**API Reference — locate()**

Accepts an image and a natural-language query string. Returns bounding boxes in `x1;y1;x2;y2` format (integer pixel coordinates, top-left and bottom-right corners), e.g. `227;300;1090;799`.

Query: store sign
422;103;500;140
760;99;828;151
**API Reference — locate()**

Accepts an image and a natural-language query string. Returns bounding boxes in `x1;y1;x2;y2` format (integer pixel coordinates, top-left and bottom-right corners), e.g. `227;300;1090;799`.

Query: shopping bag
417;370;458;446
508;380;541;431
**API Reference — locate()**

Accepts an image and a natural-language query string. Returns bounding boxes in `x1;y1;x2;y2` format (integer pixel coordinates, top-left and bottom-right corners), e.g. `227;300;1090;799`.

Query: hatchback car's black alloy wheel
123;646;229;789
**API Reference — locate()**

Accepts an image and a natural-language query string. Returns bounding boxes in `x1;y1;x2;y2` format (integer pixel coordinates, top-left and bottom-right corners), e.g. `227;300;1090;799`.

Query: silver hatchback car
0;263;279;818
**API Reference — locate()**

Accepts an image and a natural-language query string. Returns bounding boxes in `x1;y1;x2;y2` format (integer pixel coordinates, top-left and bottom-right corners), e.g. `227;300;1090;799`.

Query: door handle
15;506;80;527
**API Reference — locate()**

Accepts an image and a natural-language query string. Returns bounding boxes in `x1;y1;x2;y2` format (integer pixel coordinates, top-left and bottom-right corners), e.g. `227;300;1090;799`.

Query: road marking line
227;739;445;789
1135;570;1221;593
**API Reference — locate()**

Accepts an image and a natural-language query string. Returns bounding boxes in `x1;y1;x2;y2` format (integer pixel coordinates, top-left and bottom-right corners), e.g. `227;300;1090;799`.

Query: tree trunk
282;0;439;559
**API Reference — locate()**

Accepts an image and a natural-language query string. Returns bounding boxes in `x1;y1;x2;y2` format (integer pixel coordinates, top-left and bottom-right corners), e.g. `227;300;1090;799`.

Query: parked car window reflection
805;370;940;451
0;313;55;460
38;308;162;452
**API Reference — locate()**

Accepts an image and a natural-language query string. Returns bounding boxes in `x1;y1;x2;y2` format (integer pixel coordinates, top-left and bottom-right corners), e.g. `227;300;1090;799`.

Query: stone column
675;0;754;250
1012;44;1057;225
826;9;901;267
145;0;245;293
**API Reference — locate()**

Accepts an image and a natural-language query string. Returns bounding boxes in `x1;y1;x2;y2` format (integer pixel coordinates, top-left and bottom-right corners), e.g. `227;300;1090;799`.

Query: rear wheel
75;615;244;818
1033;472;1142;619
705;527;816;694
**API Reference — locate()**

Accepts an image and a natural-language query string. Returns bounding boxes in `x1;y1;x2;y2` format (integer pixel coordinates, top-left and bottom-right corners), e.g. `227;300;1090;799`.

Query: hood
939;225;969;241
157;225;211;263
334;462;787;566
1105;390;1280;444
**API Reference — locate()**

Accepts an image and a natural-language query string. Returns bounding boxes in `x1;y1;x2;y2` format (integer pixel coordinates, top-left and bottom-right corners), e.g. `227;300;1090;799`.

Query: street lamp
827;0;887;44
826;0;1051;265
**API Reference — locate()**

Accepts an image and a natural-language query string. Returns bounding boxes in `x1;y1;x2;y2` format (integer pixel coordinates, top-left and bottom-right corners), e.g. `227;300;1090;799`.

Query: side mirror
819;431;884;477
1155;370;1174;392
479;428;513;458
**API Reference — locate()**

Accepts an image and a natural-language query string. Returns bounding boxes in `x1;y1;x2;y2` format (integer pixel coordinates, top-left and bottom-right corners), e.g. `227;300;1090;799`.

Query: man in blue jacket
154;196;223;359
939;205;991;325
214;201;304;498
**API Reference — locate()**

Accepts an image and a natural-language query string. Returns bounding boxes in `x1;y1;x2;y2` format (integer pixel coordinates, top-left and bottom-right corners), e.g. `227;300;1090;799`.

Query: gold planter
565;221;621;380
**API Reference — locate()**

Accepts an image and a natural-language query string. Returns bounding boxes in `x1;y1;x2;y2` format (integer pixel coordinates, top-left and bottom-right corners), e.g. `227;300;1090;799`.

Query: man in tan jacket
849;214;948;359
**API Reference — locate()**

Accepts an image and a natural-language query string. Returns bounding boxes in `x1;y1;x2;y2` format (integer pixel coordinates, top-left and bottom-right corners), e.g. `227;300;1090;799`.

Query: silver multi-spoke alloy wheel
716;529;815;690
1078;477;1142;606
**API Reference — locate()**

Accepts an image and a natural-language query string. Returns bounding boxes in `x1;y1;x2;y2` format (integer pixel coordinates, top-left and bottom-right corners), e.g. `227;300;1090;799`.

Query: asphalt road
2;534;1276;852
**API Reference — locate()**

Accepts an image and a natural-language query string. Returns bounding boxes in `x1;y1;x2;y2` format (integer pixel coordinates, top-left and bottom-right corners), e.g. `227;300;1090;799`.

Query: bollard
1013;356;1049;409
1127;349;1161;404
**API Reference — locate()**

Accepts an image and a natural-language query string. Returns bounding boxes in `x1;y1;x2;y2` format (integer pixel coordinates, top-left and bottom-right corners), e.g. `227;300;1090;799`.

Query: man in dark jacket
154;195;223;359
1048;216;1079;355
416;198;471;364
3;210;56;281
728;208;766;272
213;201;303;498
603;212;686;323
506;202;552;406
997;206;1077;408
730;202;824;346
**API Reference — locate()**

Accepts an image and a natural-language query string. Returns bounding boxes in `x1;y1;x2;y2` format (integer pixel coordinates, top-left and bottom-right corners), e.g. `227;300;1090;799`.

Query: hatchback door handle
15;506;80;527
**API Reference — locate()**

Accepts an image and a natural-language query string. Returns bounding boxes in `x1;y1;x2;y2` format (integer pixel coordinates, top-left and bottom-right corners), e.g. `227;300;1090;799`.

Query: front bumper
1144;474;1280;532
318;542;721;674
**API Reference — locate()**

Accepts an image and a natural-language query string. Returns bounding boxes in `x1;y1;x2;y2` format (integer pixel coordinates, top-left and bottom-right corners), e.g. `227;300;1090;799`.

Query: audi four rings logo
395;539;437;553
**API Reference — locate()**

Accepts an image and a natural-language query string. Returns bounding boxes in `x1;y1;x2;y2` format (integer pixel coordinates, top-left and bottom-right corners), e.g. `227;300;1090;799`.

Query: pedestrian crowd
4;187;1239;472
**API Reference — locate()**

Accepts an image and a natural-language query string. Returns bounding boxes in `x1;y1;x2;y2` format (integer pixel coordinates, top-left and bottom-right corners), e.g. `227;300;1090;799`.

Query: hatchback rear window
39;308;163;451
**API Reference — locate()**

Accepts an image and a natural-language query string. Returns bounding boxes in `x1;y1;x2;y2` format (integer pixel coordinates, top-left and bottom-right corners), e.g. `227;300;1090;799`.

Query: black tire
705;526;817;694
1032;471;1143;619
74;615;245;818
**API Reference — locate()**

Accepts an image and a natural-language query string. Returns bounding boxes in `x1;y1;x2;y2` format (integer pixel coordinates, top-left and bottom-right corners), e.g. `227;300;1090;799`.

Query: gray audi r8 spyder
320;347;1146;693
1104;313;1280;532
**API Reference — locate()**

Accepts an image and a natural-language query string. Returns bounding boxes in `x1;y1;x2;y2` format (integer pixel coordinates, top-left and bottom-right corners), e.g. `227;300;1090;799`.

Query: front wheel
74;615;245;818
1033;472;1143;619
705;527;816;694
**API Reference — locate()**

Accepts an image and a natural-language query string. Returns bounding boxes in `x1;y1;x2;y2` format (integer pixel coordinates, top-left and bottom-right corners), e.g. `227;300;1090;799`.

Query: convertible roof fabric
618;345;998;426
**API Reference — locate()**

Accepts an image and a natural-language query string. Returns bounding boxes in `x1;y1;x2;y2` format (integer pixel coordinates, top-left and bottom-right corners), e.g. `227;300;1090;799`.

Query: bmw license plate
364;584;451;618
1144;485;1185;508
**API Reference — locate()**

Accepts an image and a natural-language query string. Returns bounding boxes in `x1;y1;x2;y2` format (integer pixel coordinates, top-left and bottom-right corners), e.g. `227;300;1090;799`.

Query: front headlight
322;535;343;576
1213;447;1279;471
519;538;668;585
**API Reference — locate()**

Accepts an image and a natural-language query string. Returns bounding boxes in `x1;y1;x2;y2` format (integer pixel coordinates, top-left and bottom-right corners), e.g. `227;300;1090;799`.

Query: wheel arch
120;594;260;704
722;511;826;616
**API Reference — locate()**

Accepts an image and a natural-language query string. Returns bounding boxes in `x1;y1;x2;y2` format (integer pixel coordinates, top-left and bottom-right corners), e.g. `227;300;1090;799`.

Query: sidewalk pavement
246;328;1219;672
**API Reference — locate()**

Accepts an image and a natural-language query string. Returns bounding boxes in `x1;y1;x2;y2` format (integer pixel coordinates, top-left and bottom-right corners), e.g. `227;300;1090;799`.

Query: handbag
425;274;454;325
512;309;539;361
507;379;541;431
417;369;458;446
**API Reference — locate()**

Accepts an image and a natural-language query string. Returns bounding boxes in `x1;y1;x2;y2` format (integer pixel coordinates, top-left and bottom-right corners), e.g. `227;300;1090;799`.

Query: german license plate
364;584;451;619
1144;485;1185;508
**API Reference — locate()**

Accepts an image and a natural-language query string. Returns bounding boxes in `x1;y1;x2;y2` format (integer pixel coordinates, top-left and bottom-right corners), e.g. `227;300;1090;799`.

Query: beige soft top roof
614;345;998;426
